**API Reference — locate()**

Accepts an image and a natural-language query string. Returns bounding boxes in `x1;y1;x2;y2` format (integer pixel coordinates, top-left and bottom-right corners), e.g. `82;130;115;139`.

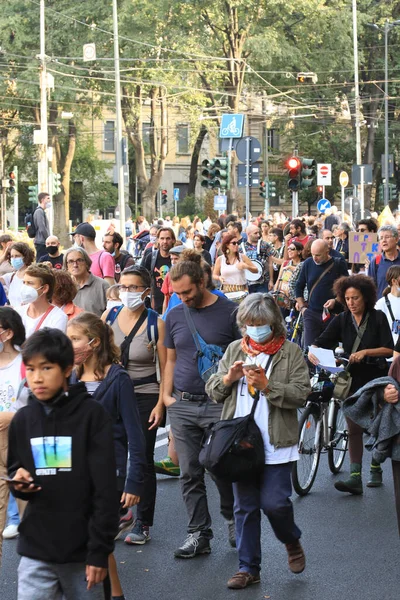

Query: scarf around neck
241;334;286;357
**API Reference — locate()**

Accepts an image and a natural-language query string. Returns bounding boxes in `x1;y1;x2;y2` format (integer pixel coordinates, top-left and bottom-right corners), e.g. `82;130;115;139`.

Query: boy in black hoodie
7;328;118;600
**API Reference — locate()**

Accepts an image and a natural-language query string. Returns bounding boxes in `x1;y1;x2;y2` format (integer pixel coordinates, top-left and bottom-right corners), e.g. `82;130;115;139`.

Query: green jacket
205;339;311;448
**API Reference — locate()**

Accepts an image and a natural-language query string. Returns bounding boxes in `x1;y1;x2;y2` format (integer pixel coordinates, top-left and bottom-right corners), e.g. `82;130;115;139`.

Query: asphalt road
1;428;399;600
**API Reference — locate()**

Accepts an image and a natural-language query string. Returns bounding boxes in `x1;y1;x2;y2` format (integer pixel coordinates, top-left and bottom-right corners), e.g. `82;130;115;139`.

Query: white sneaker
2;524;19;539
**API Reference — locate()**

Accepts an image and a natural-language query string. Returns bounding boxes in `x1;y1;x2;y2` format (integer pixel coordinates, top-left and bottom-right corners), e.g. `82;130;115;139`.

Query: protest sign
348;232;379;264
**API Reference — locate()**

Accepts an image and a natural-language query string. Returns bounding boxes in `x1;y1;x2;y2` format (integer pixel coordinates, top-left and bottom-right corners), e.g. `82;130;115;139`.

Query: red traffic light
162;189;167;195
260;181;266;189
287;157;301;170
9;171;16;180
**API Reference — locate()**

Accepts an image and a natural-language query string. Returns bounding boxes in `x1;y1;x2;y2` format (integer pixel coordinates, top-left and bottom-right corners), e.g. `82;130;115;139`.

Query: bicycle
285;307;303;347
292;367;349;496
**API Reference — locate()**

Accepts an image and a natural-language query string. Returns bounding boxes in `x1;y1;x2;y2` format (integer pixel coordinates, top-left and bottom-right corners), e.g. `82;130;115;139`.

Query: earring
226;248;230;254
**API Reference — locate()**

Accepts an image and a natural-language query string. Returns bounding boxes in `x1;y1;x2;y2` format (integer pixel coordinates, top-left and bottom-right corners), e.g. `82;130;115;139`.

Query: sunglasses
230;241;239;246
288;246;297;251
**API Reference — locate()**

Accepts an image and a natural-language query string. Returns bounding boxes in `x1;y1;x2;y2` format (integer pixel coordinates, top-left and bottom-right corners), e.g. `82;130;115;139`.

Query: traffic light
287;157;301;191
53;172;61;194
268;179;276;198
214;157;230;191
201;158;217;189
161;189;168;205
300;158;317;189
28;184;38;203
259;180;267;198
297;72;318;84
8;168;17;195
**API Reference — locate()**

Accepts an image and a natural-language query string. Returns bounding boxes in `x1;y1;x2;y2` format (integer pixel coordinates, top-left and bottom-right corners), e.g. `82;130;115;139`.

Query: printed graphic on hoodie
30;436;72;475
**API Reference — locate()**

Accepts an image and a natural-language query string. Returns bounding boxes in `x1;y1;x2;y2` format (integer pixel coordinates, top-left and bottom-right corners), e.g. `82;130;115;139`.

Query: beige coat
205;339;311;448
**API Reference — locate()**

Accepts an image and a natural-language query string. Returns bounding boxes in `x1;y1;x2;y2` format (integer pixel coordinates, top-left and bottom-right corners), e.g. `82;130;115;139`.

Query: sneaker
124;520;151;545
227;520;236;548
2;524;19;539
174;533;211;558
114;509;134;540
286;540;306;574
227;571;260;589
154;456;180;477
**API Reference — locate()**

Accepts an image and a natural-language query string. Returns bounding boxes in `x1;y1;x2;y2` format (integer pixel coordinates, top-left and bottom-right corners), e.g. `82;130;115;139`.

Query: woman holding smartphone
206;293;310;589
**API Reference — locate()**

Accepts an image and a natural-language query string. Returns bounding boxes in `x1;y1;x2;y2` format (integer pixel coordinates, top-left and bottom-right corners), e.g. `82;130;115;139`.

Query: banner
348;231;379;264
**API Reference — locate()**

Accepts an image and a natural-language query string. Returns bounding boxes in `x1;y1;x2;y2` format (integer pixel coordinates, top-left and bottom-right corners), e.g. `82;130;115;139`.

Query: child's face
67;325;91;350
25;356;72;401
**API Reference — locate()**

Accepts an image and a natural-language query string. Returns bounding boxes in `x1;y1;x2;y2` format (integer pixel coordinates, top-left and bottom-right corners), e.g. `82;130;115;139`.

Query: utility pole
112;0;126;243
352;0;362;168
38;0;48;194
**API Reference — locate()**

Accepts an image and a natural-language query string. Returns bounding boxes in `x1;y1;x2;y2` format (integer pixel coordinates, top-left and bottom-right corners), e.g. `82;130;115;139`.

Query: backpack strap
146;308;160;382
385;295;396;323
17;361;27;400
106;305;123;326
97;250;105;278
35;305;54;332
150;249;158;274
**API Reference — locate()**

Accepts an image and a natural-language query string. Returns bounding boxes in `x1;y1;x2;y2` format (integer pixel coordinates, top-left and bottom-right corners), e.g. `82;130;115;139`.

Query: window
177;124;189;154
104;120;115;152
267;129;280;151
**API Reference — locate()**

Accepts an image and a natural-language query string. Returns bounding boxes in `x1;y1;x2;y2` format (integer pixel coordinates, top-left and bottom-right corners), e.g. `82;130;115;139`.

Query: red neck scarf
241;334;286;357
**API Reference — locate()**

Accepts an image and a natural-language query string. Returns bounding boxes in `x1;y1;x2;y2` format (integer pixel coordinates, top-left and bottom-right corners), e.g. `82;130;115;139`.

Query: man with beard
142;227;175;313
163;250;240;558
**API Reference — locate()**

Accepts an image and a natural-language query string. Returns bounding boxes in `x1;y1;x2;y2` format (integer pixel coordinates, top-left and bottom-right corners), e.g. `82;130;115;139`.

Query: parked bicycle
292;366;349;496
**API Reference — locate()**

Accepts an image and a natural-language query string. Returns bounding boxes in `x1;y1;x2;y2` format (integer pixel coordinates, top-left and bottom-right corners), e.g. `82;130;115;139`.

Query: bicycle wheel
328;400;349;474
292;404;322;496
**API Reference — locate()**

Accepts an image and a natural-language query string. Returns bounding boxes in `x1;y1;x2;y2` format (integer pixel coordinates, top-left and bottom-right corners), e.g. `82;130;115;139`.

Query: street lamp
367;19;400;206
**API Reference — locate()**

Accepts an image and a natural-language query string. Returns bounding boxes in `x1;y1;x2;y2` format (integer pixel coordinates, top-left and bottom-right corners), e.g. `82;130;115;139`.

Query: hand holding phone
242;363;261;372
1;468;41;492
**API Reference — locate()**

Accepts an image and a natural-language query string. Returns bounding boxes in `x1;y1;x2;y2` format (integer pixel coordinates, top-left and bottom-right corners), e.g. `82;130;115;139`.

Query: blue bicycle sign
220;114;244;139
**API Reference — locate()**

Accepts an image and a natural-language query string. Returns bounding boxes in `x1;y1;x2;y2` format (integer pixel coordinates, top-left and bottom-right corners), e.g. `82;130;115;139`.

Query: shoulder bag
183;304;224;382
199;355;273;482
333;314;369;400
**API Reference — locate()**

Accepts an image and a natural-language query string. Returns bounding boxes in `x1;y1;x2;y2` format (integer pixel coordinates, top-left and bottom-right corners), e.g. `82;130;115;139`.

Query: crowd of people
0;198;399;599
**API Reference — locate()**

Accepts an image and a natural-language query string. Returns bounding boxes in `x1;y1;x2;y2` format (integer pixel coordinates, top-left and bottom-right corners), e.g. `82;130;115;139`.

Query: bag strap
35;305;54;332
249;354;274;415
183;304;203;355
385;295;396;323
346;313;370;371
308;261;335;304
120;309;148;368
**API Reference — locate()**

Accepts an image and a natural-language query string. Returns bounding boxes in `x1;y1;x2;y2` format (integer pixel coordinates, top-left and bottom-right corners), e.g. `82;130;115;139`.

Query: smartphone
0;476;40;488
242;363;260;371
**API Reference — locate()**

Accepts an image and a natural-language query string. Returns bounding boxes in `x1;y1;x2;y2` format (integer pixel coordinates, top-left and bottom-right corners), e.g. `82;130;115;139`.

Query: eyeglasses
67;258;85;266
379;236;394;241
357;228;367;233
118;285;147;292
230;241;239;246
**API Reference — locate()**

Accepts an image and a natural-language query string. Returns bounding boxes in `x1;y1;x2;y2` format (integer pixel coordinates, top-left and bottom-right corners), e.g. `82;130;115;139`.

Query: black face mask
47;245;59;256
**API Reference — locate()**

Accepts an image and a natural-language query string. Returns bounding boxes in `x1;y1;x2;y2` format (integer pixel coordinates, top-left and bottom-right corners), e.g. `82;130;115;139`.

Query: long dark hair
221;233;240;262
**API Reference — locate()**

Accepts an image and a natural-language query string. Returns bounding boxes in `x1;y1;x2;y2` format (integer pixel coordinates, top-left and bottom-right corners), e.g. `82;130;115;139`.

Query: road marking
155;424;170;448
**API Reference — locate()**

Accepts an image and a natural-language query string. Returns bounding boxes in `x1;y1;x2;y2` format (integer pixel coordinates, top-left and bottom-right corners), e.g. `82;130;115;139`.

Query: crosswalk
155;424;170;449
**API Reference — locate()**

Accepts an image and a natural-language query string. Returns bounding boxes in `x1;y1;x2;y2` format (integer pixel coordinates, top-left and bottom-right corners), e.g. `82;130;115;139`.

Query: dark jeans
34;243;47;261
168;396;234;539
135;393;159;527
302;307;330;350
233;462;301;575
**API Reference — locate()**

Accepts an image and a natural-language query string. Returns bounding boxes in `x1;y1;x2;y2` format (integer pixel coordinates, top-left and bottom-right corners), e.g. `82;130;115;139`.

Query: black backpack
25;207;39;238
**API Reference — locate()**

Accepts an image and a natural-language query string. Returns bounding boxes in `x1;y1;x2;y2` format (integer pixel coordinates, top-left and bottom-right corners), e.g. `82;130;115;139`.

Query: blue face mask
246;324;272;344
11;257;24;271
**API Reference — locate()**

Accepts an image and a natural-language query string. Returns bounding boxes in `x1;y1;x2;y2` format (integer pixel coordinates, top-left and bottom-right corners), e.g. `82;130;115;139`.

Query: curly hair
333;274;377;312
221;233;240;262
7;242;35;266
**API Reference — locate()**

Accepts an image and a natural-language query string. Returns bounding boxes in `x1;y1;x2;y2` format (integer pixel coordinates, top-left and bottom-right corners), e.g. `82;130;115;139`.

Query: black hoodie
7;382;118;568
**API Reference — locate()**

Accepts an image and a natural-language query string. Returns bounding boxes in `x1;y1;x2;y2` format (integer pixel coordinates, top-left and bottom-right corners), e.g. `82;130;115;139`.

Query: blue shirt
368;251;400;299
0;282;7;306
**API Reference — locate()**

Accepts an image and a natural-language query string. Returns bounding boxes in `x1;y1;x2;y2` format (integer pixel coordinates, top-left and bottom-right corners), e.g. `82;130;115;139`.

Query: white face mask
106;300;122;310
119;291;145;311
21;285;44;305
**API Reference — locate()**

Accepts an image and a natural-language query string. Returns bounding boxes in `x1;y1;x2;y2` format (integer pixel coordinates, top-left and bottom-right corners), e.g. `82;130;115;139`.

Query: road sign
339;171;349;187
352;164;373;186
173;188;180;201
83;43;96;62
214;194;227;211
235;137;261;163
219;114;244;139
237;164;260;187
317;163;332;186
317;198;331;213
